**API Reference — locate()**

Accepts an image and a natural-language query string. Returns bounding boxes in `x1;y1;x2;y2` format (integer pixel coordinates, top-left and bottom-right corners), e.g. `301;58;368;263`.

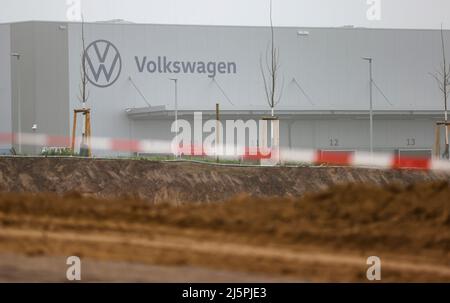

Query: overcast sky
1;0;450;29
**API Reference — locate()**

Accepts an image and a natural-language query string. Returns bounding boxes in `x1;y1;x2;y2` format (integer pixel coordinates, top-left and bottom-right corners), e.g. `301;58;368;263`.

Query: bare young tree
430;24;450;159
260;0;284;117
78;15;90;108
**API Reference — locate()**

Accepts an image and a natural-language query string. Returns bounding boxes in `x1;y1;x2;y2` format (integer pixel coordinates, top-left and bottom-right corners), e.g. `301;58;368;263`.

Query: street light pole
169;78;178;157
363;57;374;156
11;53;22;154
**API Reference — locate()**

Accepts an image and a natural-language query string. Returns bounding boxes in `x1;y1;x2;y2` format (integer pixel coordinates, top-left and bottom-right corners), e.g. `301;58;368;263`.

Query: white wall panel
0;24;11;149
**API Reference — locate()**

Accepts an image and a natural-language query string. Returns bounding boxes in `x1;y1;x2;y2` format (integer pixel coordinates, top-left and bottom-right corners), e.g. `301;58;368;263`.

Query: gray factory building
0;21;449;157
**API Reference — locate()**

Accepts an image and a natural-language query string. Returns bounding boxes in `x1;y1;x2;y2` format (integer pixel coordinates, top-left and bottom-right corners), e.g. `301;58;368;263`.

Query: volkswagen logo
84;39;122;88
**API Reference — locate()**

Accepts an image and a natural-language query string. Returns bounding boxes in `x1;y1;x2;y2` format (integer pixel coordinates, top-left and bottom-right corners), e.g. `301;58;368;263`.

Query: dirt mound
0;182;449;281
1;157;449;281
0;157;449;203
164;182;450;255
1;182;448;255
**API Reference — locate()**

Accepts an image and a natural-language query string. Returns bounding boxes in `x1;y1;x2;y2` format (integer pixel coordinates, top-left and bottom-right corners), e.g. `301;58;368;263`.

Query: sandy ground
0;253;298;283
0;228;448;283
0;180;449;282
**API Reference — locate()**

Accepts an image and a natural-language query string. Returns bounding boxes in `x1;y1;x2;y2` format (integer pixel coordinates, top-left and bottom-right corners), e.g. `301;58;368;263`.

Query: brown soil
0;253;295;283
1;157;450;203
0;181;449;282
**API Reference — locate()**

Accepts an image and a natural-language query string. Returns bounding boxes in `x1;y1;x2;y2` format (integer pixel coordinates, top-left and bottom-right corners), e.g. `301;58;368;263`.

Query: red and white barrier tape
280;149;450;171
1;132;450;171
